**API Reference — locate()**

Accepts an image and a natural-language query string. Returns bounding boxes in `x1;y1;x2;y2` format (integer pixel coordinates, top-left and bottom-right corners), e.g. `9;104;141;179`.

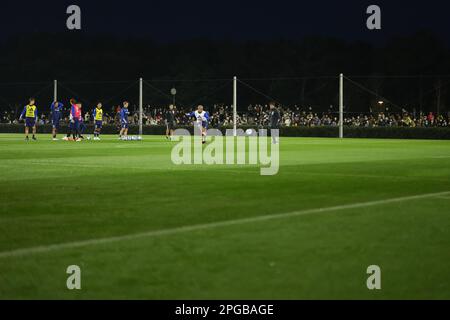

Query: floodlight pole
233;76;237;137
53;80;58;102
339;73;344;139
139;78;143;137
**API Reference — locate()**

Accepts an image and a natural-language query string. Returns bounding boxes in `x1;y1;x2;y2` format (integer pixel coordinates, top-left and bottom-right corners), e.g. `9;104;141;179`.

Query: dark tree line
0;31;449;114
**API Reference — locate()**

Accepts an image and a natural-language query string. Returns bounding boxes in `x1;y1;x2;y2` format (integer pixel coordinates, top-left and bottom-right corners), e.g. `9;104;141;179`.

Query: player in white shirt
186;105;210;144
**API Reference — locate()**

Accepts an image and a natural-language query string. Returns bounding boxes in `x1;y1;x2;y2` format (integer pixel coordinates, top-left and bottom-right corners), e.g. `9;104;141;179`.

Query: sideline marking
0;190;449;259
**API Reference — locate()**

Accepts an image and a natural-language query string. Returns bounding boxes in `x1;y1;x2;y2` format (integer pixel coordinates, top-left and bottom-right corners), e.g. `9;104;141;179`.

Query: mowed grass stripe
0;190;448;259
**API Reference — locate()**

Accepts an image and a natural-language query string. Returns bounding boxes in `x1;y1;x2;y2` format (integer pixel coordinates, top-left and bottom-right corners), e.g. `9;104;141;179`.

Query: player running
92;102;103;140
50;101;64;140
119;101;130;139
19;98;38;141
186;105;209;144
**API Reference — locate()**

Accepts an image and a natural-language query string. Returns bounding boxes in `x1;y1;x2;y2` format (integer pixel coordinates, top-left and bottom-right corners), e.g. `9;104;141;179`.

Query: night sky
1;0;450;43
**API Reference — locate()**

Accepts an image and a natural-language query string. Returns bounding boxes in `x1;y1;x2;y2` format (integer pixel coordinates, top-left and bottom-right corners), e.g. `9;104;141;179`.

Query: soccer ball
245;129;254;136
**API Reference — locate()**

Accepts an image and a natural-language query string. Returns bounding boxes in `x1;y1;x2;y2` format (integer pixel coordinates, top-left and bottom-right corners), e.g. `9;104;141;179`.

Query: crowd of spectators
1;104;449;128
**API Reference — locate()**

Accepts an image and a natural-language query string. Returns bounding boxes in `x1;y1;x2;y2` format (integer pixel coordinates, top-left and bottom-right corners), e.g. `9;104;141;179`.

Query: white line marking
436;195;450;200
0;190;449;259
300;172;450;182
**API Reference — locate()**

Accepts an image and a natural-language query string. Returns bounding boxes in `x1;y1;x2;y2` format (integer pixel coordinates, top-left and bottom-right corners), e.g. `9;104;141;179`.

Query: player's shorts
121;122;129;129
25;118;36;128
52;116;61;129
95;121;103;129
195;121;208;130
72;119;80;131
166;121;175;130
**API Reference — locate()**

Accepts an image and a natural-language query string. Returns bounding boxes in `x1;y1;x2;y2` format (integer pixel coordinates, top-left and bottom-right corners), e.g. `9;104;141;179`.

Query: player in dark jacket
165;104;176;140
50;101;64;140
269;102;280;144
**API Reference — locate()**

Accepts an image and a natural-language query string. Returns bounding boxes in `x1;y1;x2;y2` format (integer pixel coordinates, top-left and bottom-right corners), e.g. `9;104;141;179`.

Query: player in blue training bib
186;105;210;144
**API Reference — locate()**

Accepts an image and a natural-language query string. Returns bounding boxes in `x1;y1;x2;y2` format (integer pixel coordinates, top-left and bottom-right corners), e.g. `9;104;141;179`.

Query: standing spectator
428;112;435;126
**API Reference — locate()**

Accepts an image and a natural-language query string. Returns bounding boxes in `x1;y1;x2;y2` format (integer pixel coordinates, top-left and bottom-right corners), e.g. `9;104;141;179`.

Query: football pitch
0;133;449;299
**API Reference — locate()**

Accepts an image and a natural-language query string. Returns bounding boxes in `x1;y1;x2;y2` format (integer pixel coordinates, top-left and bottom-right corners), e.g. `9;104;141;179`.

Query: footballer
50;101;64;140
19;98;38;141
119;101;130;139
165;104;176;140
69;99;82;142
93;102;103;140
186;105;209;144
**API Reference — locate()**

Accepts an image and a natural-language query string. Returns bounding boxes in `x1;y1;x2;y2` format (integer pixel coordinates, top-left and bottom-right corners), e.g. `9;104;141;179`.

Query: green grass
0;133;449;300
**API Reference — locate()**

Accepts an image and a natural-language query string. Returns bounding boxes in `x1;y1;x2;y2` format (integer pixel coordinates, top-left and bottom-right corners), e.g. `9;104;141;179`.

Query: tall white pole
53;80;57;102
139;78;143;137
233;76;237;137
339;73;344;139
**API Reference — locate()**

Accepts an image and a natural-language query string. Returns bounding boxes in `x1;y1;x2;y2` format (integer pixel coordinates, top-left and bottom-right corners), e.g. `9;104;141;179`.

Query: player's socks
32;135;36;141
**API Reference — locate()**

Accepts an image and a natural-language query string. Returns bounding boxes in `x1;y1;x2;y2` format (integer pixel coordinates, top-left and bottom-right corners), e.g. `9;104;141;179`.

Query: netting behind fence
1;75;449;133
